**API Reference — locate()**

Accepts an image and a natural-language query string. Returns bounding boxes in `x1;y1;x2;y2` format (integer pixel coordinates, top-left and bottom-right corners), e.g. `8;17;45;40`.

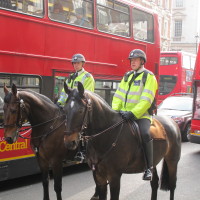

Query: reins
83;119;125;141
19;118;66;140
18;114;66;133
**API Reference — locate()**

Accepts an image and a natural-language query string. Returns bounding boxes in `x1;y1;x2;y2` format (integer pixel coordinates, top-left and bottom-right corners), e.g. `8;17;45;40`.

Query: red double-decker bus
158;51;196;105
190;44;200;144
0;0;160;181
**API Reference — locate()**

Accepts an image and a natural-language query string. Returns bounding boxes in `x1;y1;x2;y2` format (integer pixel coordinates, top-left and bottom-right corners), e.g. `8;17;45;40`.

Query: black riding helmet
71;54;86;63
128;49;147;64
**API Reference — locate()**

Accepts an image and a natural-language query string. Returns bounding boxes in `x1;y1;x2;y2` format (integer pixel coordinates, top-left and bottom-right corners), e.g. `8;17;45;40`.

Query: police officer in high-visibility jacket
112;49;158;181
57;53;95;106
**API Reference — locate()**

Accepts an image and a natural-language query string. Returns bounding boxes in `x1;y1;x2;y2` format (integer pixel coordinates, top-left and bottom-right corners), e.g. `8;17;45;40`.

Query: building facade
171;0;200;54
132;0;200;54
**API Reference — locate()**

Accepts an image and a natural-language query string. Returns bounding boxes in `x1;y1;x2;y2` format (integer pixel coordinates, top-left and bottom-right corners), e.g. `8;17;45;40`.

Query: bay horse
3;84;77;200
63;82;181;200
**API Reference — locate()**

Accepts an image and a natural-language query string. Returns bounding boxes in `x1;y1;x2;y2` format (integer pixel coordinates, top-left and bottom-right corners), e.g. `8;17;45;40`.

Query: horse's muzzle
5;137;14;144
64;133;79;150
4;130;19;144
65;140;79;150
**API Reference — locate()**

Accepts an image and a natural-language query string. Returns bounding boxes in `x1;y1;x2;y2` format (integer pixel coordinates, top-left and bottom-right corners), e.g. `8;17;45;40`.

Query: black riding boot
142;139;153;181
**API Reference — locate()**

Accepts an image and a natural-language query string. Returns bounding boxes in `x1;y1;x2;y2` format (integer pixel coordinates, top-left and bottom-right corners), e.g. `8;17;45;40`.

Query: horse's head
63;82;90;150
3;84;27;144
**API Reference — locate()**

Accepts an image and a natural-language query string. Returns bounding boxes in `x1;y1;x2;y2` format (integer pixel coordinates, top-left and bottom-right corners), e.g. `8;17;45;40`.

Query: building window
164;0;168;9
164;21;168;37
175;0;183;7
174;20;182;37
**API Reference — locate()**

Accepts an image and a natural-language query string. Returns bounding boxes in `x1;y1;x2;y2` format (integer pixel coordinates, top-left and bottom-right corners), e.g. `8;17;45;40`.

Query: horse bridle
4;97;26;129
4;95;66;140
65;94;125;143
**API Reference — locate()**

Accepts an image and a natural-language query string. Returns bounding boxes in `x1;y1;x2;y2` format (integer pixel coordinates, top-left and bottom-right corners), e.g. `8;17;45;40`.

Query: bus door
190;80;200;143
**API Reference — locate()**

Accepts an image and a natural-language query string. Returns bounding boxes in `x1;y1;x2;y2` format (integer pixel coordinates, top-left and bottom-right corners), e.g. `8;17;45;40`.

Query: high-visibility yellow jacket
57;68;95;105
112;68;158;120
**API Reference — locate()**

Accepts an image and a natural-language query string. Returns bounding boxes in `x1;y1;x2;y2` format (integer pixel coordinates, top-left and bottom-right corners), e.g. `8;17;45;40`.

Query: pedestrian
112;49;158;181
57;53;95;106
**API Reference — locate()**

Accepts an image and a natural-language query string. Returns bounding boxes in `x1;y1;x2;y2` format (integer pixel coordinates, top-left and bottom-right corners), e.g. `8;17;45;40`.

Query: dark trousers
135;118;151;143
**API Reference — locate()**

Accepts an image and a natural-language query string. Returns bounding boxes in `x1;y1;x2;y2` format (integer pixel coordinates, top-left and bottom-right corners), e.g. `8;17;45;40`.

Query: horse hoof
90;196;99;200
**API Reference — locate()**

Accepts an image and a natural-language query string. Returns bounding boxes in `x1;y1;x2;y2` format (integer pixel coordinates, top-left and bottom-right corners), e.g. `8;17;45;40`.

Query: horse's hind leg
167;160;178;200
160;159;178;200
150;168;159;200
52;162;63;200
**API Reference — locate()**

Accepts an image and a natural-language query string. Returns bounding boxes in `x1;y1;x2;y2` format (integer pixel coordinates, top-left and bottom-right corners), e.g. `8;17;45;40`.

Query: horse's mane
18;89;54;105
86;91;115;112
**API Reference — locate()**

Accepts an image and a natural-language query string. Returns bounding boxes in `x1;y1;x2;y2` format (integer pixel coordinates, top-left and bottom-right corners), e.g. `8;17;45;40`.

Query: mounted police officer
57;53;95;162
57;53;95;106
112;49;158;181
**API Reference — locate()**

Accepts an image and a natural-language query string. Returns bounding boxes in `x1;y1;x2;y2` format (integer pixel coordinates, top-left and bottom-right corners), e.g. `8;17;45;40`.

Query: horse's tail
160;159;170;191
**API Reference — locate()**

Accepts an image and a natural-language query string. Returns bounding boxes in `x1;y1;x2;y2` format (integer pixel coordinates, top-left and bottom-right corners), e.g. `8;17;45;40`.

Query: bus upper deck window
48;0;94;29
0;0;44;17
97;0;130;37
132;8;154;43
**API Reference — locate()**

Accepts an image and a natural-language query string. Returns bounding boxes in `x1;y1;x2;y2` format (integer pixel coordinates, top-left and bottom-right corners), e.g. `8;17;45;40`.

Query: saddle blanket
150;118;166;140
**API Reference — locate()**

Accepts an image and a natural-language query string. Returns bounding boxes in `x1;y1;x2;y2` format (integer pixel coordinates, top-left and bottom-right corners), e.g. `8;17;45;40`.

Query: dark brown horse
63;82;181;200
3;84;77;200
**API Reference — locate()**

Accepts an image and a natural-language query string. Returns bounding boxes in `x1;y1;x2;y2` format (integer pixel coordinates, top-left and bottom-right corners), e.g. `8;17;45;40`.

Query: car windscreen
159;97;193;111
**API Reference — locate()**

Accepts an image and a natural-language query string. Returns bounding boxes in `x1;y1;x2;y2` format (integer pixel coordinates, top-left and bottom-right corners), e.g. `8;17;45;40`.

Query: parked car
157;94;193;141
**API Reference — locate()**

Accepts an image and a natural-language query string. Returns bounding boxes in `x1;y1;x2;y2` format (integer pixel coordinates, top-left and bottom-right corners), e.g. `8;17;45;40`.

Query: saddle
150;118;166;140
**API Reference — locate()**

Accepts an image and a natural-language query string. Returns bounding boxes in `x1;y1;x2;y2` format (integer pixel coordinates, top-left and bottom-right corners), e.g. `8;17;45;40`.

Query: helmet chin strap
135;60;144;72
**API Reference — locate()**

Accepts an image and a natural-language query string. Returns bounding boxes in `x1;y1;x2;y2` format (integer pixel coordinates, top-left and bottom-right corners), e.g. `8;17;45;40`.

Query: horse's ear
12;83;17;97
4;83;9;95
64;81;71;95
77;82;84;98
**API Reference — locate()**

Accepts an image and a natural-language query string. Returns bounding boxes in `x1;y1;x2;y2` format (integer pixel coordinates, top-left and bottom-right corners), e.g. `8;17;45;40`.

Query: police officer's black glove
56;102;63;109
119;111;136;121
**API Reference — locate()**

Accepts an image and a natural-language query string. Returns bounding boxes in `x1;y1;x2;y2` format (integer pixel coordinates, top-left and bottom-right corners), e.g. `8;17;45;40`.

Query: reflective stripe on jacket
112;70;158;120
58;69;95;105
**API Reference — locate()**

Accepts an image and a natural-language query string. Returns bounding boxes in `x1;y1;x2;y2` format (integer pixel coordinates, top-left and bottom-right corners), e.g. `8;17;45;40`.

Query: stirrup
142;169;152;181
74;151;85;163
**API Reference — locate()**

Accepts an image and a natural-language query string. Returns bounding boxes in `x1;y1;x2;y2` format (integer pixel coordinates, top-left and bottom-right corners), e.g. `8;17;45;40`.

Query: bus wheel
182;123;190;142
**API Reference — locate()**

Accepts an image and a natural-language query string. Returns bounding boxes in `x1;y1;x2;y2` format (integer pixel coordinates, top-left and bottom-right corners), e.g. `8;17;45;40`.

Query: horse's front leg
52;161;63;200
37;156;50;200
91;171;107;200
91;171;100;200
90;185;100;200
109;174;122;200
